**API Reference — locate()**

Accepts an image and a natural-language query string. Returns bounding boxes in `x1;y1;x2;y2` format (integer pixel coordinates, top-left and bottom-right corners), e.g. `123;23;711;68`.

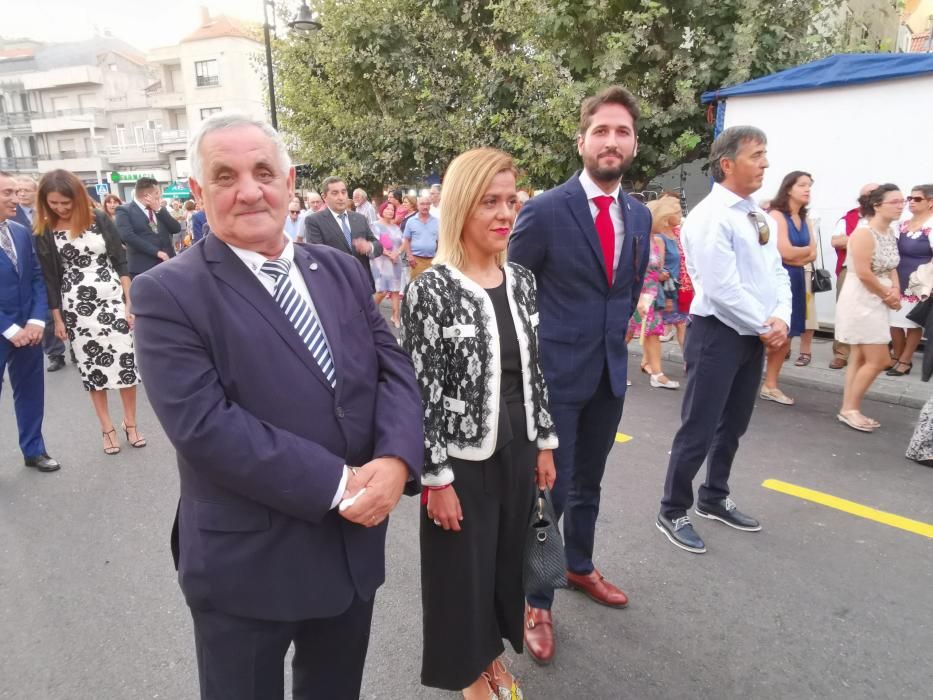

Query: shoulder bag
810;221;833;293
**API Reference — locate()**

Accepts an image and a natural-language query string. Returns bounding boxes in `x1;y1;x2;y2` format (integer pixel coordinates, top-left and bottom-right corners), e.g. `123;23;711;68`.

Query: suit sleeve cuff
26;318;45;329
3;324;22;340
329;465;351;510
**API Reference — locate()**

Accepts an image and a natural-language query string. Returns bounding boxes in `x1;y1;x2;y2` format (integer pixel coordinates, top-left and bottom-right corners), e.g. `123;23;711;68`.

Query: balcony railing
159;129;188;145
195;75;220;87
33;107;106;119
107;142;159;155
0;111;38;127
0;156;39;171
41;150;103;160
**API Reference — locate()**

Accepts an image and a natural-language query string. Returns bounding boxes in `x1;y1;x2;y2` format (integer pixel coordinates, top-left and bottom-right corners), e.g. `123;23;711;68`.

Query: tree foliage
274;0;861;191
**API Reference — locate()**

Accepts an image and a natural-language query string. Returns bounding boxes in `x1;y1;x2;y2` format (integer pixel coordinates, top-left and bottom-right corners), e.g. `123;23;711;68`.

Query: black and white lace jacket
401;262;558;486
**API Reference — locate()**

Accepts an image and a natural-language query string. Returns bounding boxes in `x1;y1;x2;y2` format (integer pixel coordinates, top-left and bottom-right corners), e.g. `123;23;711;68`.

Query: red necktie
593;195;615;285
147;207;155;224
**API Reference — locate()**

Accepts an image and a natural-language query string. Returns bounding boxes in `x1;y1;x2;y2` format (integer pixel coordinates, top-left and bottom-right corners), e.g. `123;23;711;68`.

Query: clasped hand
883;288;901;310
9;323;43;347
338;457;409;528
759;317;789;349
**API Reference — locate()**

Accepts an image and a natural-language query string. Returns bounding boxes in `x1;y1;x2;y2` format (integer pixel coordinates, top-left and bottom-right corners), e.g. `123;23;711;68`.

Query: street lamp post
262;1;321;129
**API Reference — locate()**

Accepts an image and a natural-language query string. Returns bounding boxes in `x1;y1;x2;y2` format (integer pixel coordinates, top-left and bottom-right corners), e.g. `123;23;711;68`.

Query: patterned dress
834;227;900;345
54;228;140;391
628;236;664;337
370;221;404;292
673;226;694;313
906;395;933;463
890;216;933;329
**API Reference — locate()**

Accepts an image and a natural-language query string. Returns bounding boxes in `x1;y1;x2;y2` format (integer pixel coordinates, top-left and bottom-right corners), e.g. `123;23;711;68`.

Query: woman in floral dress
35;169;145;455
371;201;405;327
627;221;679;389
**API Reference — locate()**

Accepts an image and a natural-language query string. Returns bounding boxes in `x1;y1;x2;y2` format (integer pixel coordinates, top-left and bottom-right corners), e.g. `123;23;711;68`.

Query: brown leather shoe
566;568;629;608
524;604;554;666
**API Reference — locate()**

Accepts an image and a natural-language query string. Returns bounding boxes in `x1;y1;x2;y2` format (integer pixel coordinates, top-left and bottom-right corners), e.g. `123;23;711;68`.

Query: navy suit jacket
0;219;48;338
11;204;32;230
131;235;423;622
304;209;382;289
114;202;179;276
509;173;651;402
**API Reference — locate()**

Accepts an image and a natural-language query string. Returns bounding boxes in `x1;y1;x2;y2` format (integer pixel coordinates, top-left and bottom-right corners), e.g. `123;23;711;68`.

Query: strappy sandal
102;428;121;455
886;361;912;376
487;658;523;700
794;353;812;366
121;422;147;448
837;411;874;433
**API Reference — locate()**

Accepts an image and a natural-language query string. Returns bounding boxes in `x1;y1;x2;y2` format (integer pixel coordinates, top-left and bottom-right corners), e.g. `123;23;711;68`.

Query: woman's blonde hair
434;148;516;270
646;197;682;233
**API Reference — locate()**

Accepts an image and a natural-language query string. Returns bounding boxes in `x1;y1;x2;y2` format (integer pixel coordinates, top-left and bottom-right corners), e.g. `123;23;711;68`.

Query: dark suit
132;235;423;698
304;208;382;288
0;218;50;459
114;202;179;277
12;204;32;230
509;173;650;608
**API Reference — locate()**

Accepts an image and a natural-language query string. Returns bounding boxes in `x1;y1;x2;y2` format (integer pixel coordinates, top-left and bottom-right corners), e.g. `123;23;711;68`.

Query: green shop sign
110;171;160;183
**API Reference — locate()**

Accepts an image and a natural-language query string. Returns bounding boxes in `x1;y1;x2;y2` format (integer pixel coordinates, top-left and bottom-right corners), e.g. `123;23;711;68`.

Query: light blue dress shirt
682;183;792;336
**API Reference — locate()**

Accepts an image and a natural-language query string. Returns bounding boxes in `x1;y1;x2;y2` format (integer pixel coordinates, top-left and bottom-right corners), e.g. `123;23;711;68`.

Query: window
57;138;76;157
194;60;219;87
200;107;222;120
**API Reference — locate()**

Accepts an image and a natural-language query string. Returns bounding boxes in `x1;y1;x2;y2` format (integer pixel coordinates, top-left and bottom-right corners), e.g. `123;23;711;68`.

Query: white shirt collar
711;182;758;212
224;236;293;275
134;198;149;214
329;207;349;222
579;169;621;203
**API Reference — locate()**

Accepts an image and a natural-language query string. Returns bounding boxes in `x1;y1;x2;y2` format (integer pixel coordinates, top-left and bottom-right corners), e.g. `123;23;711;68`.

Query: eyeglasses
288;210;300;214
748;211;770;245
906;196;928;203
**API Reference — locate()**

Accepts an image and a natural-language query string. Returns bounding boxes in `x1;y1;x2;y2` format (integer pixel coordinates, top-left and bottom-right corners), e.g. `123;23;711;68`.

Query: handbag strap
812;218;826;271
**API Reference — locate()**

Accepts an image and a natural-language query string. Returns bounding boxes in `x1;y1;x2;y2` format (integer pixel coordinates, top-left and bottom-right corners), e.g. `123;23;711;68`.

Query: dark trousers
0;341;47;458
190;596;375;700
661;315;764;518
527;366;625;610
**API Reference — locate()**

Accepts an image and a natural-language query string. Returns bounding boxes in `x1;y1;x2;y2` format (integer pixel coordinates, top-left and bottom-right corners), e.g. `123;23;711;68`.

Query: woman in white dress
834;184;904;432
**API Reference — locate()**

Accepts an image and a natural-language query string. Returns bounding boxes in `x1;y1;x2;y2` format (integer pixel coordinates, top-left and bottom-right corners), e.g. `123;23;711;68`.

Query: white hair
188;113;292;183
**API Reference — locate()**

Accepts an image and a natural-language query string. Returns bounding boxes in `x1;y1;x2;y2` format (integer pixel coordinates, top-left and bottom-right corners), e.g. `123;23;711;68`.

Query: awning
162;182;192;199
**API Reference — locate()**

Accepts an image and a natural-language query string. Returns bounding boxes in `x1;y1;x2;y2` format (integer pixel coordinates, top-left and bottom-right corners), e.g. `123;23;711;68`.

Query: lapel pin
309;262;319;271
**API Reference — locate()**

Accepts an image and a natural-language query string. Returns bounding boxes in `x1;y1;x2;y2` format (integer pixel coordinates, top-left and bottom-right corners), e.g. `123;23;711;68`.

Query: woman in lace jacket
402;148;557;700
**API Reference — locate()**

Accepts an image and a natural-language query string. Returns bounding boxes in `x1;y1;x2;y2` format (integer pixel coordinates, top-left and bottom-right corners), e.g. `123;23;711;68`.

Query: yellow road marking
615;432;633;443
762;479;933;539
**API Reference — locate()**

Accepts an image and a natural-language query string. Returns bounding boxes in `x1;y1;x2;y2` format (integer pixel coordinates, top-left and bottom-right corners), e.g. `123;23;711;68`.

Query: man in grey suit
304;177;382;289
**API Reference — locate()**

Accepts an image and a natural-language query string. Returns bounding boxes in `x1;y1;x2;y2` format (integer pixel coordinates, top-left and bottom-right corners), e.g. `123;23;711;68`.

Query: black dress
420;276;537;691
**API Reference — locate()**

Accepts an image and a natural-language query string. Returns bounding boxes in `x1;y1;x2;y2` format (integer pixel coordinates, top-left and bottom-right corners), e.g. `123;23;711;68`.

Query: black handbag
523;488;567;597
810;224;833;293
907;296;933;326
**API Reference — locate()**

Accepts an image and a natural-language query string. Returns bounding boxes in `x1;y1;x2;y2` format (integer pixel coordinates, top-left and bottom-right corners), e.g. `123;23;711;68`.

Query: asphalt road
2;355;932;699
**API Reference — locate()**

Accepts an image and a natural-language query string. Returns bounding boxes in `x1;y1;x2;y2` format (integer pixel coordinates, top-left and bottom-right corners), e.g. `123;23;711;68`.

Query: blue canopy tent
702;53;933;136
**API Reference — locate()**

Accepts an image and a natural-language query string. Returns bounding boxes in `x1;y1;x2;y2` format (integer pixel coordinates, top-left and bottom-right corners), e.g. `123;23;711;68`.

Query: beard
583;150;631;184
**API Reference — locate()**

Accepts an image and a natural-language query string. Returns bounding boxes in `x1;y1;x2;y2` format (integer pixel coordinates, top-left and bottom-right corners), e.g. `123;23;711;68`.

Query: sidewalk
629;333;930;409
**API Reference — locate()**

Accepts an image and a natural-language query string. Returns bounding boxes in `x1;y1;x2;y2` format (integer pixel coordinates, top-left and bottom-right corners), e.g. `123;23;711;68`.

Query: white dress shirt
1;219;44;339
224;237;349;509
329;207;374;256
578;169;624;273
682;183;792;336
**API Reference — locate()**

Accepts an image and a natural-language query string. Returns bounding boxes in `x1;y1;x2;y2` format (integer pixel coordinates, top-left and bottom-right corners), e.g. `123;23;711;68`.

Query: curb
628;344;928;410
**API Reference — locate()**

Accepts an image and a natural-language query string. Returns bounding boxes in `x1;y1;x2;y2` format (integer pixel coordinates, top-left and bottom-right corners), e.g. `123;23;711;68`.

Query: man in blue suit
0;171;60;473
132;115;424;699
114;176;179;278
509;86;650;665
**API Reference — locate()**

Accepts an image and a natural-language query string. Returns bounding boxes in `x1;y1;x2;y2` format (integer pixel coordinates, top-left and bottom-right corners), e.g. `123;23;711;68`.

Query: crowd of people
1;84;931;700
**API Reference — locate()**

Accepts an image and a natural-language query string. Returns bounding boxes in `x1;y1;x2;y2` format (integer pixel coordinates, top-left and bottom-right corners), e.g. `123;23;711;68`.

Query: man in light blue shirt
657;125;791;555
283;200;303;241
400;196;439;280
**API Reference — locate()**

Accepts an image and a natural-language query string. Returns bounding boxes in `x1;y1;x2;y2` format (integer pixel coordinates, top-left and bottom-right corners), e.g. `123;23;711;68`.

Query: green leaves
274;0;857;191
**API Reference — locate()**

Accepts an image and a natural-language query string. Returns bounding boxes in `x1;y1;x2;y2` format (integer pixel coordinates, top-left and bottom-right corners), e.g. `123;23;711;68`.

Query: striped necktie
339;213;352;248
0;221;18;272
260;257;336;387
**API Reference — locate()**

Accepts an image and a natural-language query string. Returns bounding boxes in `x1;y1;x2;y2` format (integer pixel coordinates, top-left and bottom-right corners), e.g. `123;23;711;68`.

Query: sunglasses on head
748;211;770;245
906;196;928;203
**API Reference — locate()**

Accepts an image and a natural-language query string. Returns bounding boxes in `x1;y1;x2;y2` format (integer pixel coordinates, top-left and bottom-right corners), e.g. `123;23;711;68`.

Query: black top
486;274;524;452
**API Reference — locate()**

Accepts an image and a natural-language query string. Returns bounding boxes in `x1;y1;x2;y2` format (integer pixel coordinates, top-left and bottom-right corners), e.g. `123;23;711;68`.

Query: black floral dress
54;229;140;391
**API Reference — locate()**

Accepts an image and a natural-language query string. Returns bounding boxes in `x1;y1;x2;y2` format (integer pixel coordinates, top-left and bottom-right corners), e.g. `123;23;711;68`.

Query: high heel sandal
886;361;912;376
102;428;121;455
121;422;147;448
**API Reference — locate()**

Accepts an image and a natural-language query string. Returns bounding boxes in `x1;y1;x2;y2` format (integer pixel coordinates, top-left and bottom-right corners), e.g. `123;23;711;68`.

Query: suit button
444;400;451;408
336;407;345;418
454;329;461;336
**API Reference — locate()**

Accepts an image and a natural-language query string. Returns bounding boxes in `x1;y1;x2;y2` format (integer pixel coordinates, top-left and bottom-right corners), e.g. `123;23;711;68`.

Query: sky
4;0;269;52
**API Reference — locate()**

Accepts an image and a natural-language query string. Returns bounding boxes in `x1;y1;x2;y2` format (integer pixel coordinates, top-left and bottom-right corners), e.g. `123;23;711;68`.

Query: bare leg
117;385;145;445
762;339;790;391
841;344;863;411
89;389;118;452
462;674;493;699
842;344;888;416
799;329;814;355
897;327;923;367
889;327;905;366
675;321;686;350
390;292;401;325
373;292;387;306
642;335;662;374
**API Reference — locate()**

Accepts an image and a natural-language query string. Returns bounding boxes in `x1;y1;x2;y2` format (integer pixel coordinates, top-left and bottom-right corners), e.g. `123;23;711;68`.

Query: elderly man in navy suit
0;171;60;473
509;86;651;665
132;115;424;699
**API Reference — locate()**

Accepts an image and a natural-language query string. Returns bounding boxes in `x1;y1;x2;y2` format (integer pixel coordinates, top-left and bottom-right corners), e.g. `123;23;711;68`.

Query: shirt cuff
330;465;351;510
3;324;22;340
26;318;45;329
